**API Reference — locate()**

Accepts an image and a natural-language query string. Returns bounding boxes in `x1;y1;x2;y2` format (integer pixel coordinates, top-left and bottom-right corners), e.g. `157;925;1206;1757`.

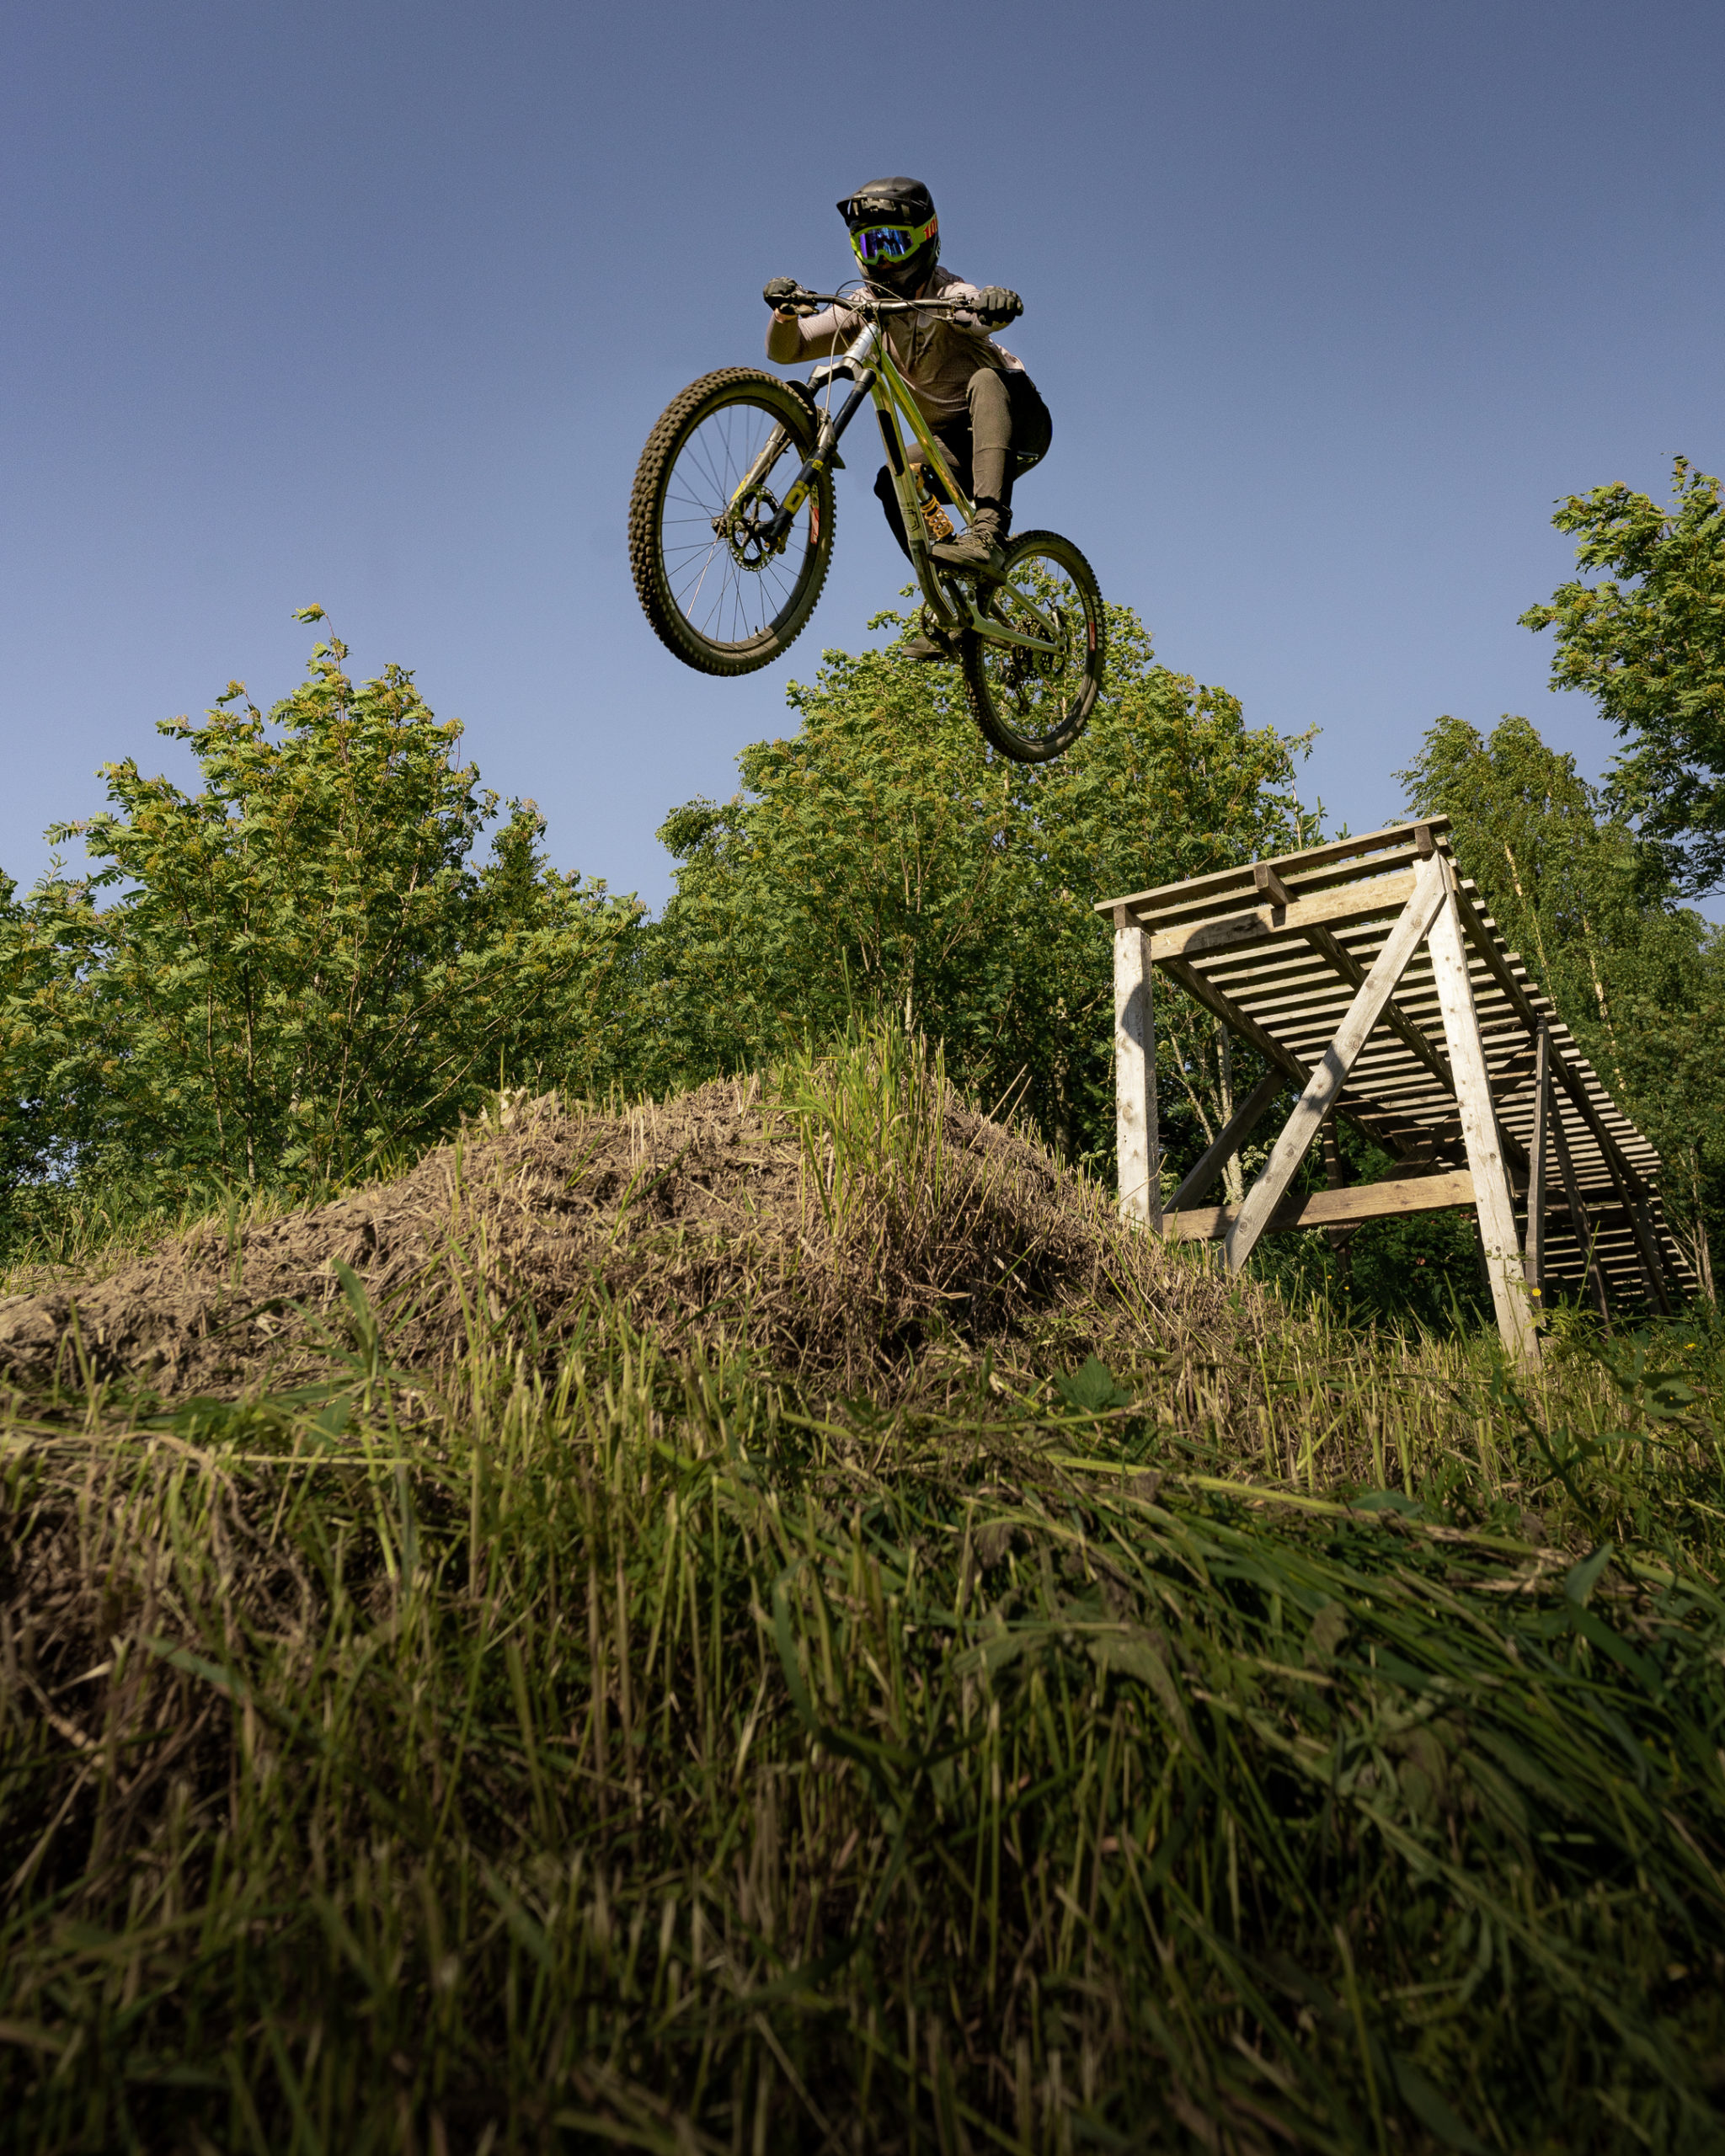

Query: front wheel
629;368;836;676
959;531;1105;761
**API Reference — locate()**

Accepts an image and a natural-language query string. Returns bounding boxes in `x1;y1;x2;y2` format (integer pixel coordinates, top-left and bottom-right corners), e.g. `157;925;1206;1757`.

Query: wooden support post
1548;1094;1612;1325
1223;856;1449;1273
1114;908;1161;1229
1429;865;1540;1366
1447;878;1677;1310
1524;1022;1551;1318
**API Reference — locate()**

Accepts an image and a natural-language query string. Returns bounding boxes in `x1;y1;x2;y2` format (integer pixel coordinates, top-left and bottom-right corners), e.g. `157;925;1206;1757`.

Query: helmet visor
849;215;937;266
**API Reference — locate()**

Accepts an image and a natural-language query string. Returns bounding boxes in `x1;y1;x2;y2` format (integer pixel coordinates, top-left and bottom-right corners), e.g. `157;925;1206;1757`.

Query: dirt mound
0;1074;1255;1406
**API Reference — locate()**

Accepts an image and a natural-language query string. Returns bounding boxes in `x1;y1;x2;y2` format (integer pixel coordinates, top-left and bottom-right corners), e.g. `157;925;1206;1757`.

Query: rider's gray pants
873;366;1052;561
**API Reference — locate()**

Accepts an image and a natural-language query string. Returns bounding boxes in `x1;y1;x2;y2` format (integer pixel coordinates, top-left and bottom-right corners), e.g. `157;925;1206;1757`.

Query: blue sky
3;0;1721;910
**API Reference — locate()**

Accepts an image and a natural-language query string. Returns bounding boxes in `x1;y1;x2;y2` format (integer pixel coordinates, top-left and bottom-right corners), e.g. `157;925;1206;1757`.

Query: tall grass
3;1033;1723;2153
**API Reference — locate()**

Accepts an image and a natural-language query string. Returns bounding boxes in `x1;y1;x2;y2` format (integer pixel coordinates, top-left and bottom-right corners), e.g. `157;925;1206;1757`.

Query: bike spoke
658;399;814;648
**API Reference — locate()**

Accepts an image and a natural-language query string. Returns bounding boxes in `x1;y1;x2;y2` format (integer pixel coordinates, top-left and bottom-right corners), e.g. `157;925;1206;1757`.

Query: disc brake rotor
713;486;780;572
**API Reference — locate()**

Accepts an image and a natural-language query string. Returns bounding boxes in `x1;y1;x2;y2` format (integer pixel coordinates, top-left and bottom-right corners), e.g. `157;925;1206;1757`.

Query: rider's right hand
762;276;802;309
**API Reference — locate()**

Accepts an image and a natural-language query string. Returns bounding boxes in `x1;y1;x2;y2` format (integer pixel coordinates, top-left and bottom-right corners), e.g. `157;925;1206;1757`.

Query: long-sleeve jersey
765;264;1028;425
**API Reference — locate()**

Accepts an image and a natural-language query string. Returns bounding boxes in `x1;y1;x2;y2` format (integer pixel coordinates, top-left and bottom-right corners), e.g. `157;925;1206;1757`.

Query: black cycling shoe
902;630;959;664
930;513;1007;579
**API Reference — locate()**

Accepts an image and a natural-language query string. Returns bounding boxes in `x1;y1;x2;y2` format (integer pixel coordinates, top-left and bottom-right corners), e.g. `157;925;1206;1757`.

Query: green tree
0;618;644;1205
1519;456;1725;894
650;603;1313;1177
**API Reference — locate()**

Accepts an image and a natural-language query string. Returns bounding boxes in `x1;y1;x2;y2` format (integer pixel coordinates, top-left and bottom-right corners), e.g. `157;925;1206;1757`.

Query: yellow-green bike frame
736;292;1065;657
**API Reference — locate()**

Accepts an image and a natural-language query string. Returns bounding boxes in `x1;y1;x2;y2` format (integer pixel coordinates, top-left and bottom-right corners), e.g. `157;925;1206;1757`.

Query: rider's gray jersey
765;265;1028;425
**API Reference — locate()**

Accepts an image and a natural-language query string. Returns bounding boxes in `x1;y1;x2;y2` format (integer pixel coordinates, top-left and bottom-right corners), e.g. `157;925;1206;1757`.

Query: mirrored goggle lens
851;223;918;264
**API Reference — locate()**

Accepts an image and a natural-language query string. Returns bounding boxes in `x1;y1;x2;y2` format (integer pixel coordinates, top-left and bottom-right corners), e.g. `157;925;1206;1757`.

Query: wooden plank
1167;1068;1286;1213
1158;955;1429;1162
1596;1139;1671;1313
1097;816;1452;921
1525;1022;1550;1316
1429;867;1540;1366
1445;884;1669;1246
1171;1167;1478;1243
1147;870;1420;963
1114;915;1160;1229
1223;857;1450;1273
1300;918;1454;1093
1156;867;1423;961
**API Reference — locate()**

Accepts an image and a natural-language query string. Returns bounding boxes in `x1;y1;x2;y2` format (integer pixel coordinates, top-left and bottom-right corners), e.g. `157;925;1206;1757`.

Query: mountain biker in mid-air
763;176;1052;663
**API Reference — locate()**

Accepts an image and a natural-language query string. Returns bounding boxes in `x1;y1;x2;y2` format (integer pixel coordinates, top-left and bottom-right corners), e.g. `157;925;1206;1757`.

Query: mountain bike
628;286;1105;762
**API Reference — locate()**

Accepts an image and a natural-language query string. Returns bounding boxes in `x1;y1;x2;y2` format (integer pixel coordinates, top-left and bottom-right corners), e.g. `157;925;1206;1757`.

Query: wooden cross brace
1114;852;1543;1367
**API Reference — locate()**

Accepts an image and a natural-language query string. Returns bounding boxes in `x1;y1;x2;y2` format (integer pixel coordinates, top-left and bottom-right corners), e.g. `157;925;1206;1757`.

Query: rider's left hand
967;286;1023;326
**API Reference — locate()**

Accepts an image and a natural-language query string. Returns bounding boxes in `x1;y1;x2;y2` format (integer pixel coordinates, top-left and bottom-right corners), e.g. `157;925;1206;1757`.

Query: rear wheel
959;531;1105;761
629;368;835;675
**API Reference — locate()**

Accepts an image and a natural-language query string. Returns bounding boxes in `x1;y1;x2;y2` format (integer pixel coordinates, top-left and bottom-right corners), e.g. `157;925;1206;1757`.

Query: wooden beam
1158;955;1428;1162
1525;1022;1551;1316
1549;1100;1613;1325
1167;1067;1286;1213
1095;815;1454;922
1114;911;1160;1230
1223;857;1450;1273
1253;861;1295;908
1445;878;1674;1300
1170;1167;1478;1243
1429;866;1540;1366
1300;918;1454;1095
1597;1139;1671;1314
1147;869;1418;962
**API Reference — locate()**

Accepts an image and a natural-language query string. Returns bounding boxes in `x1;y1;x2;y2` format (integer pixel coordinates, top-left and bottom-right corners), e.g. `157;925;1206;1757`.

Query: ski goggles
848;214;937;266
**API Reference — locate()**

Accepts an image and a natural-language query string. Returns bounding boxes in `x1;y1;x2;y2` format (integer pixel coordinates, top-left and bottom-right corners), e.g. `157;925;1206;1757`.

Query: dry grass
3;1025;1724;2152
0;1030;1279;1416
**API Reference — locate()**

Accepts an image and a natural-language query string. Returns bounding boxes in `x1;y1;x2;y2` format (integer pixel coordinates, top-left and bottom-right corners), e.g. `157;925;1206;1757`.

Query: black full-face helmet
837;176;939;296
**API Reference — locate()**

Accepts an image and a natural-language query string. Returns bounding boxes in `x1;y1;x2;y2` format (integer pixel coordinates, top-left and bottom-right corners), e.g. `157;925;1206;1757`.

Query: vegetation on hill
3;1031;1723;2153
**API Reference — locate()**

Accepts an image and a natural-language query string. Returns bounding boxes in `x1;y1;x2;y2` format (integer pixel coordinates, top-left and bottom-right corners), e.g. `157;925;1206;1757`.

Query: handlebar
776;286;1014;325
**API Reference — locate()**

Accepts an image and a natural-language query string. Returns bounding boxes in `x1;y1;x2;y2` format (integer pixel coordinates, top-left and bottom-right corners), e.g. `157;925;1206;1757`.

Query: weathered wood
1524;1022;1551;1315
1548;1101;1612;1323
1114;915;1160;1230
1096;815;1454;922
1429;867;1540;1366
1171;1168;1478;1243
1146;870;1420;963
1596;1139;1671;1313
1167;1067;1285;1214
1158;957;1426;1162
1101;821;1690;1319
1223;857;1450;1273
1253;861;1295;908
1445;880;1673;1285
1300;919;1454;1092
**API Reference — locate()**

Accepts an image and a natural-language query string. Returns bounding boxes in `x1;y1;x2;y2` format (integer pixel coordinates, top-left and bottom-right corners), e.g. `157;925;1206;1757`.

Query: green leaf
1564;1542;1613;1609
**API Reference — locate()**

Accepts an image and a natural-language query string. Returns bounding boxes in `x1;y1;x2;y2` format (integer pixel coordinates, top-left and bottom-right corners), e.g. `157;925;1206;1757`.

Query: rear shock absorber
915;463;955;542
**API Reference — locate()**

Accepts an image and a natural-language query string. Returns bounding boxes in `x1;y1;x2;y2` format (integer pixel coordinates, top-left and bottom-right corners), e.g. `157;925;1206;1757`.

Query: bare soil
0;1079;1257;1406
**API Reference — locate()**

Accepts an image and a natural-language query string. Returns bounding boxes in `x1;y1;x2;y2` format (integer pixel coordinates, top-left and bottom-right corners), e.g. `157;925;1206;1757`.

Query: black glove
967;286;1023;326
763;276;803;310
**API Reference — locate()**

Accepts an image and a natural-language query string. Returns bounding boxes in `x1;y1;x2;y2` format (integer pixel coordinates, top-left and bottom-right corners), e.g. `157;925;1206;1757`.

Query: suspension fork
758;324;884;548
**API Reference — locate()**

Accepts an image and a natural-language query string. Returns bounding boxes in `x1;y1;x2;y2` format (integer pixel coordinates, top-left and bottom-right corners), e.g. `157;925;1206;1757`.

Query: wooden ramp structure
1098;819;1696;1363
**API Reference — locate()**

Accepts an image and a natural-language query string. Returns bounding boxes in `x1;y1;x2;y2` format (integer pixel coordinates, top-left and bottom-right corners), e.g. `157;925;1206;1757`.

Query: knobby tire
629;369;836;676
959;530;1105;763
